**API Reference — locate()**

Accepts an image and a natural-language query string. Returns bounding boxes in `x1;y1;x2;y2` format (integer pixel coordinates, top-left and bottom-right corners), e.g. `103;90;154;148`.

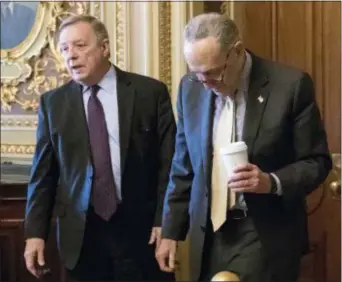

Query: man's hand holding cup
220;141;272;194
228;163;272;193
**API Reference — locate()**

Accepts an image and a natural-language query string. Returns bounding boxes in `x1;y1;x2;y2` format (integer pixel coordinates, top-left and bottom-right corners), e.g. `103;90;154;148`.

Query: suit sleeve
153;83;176;226
161;78;194;241
24;95;59;240
273;73;332;205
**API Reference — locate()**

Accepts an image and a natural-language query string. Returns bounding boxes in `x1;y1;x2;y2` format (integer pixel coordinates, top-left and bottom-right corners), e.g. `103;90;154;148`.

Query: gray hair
184;13;239;50
58;14;109;43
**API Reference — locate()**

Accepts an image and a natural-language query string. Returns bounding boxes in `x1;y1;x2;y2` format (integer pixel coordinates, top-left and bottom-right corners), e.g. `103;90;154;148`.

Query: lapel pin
257;95;264;103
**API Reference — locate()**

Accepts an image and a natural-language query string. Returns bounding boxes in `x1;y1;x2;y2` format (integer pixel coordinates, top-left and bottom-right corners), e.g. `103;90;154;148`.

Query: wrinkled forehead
58;21;96;45
184;37;224;72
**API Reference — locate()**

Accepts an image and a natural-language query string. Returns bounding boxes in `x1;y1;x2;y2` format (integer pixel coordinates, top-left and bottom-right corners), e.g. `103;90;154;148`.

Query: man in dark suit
156;13;332;282
24;15;176;281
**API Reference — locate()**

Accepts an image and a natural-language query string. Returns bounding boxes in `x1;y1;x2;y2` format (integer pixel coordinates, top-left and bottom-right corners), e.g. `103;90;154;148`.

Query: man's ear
101;38;110;58
234;40;244;56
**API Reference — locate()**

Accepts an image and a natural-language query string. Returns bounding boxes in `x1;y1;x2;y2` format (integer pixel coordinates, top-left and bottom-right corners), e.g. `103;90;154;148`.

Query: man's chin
71;73;89;84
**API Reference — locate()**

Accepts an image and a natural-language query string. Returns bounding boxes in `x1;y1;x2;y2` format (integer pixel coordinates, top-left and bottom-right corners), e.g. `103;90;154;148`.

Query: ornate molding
1;144;35;155
221;1;235;18
115;2;129;71
159;2;172;92
170;2;190;114
221;1;245;40
0;115;37;128
89;2;101;19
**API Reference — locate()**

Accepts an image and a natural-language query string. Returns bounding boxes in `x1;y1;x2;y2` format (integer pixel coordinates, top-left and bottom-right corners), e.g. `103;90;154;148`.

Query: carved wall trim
1;144;35;156
89;2;102;19
159;2;172;92
128;1;171;91
114;2;130;71
170;2;188;115
221;1;235;19
221;1;245;38
0;115;37;129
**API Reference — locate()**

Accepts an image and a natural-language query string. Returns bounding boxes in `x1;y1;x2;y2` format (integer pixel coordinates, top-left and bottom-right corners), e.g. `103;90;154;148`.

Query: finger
231;186;256;193
156;254;170;272
37;249;45;266
229;178;257;189
156;235;162;250
233;163;255;173
228;171;255;183
24;252;39;278
149;230;156;245
168;250;176;270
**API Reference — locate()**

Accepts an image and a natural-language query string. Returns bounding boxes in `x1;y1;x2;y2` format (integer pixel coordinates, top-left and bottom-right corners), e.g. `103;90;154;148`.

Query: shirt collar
237;51;252;92
213;51;252;98
82;65;116;94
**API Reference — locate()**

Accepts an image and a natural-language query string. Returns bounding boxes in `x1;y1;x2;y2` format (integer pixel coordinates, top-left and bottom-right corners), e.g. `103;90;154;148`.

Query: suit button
200;225;206;232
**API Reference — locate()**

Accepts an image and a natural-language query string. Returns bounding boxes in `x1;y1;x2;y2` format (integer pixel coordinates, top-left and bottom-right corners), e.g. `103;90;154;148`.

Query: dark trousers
68;206;174;281
200;216;298;282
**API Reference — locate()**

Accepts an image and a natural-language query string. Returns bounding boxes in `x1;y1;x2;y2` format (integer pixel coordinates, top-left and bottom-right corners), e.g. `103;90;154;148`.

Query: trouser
200;214;299;282
68;206;174;281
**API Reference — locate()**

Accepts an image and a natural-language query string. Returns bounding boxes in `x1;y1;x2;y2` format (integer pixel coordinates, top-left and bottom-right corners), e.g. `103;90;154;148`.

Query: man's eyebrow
59;39;86;45
192;65;223;74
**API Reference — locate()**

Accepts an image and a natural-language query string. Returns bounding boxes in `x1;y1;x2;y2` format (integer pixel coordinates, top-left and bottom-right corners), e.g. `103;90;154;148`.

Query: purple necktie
87;84;118;221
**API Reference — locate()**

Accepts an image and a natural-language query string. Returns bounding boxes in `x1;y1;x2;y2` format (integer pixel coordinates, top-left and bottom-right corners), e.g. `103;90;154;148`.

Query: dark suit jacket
161;53;332;280
24;67;176;269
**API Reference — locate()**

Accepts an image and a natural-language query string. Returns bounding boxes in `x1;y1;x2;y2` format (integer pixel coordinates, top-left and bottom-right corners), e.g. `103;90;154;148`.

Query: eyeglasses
188;42;237;84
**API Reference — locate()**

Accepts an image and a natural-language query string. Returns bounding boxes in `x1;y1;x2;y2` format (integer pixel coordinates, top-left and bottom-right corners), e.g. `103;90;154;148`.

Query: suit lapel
115;67;135;175
242;55;270;157
66;81;90;159
200;87;215;188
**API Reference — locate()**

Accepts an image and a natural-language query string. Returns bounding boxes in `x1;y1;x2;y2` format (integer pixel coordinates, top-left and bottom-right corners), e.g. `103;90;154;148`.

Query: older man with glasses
156;12;332;282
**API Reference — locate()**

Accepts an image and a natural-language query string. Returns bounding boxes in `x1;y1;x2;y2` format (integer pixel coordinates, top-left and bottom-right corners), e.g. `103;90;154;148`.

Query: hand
149;227;162;251
228;163;271;193
155;238;177;273
24;238;46;278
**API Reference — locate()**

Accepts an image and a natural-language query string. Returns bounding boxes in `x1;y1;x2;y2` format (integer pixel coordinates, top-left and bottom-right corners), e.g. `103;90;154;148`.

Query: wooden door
219;1;341;282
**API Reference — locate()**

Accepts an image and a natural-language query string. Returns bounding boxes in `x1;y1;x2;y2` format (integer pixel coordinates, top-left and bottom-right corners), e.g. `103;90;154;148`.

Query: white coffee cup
219;141;248;177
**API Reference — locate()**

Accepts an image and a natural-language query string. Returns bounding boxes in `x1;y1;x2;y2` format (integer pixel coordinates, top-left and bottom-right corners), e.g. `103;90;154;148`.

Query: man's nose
65;48;78;61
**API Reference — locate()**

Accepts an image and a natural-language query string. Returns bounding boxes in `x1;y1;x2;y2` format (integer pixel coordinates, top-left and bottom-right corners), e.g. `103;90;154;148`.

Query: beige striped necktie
211;97;236;232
